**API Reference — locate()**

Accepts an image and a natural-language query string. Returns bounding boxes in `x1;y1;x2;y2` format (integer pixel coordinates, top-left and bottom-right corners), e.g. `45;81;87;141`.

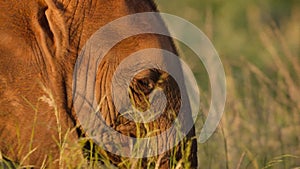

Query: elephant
0;0;197;168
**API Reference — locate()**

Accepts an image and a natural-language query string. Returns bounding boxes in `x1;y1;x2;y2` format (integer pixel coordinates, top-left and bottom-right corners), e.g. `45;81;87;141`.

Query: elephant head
0;0;197;168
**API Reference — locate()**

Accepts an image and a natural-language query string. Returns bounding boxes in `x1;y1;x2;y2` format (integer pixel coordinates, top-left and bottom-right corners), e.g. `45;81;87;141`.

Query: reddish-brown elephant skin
0;0;197;168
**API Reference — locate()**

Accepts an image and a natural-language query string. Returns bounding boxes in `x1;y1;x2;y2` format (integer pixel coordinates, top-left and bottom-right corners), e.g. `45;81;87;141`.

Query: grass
157;0;300;168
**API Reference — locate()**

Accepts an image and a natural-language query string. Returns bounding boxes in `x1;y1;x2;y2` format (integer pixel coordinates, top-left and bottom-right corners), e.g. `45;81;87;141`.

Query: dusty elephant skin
0;0;197;168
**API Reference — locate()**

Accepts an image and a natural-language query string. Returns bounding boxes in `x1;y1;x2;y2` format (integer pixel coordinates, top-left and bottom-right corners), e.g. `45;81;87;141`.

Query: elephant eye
131;69;161;96
137;78;155;95
128;69;165;112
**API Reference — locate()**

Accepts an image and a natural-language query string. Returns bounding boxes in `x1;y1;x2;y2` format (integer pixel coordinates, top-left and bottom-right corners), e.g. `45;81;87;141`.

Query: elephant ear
33;0;68;72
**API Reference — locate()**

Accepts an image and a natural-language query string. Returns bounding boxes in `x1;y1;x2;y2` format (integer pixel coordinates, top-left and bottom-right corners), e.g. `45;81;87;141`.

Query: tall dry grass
157;0;300;168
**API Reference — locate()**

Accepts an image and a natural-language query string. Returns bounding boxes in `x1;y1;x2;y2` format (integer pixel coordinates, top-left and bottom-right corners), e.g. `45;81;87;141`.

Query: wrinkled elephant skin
0;0;197;168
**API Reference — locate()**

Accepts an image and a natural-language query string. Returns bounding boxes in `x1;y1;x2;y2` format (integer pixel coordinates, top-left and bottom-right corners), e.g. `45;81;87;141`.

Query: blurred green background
157;0;299;168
